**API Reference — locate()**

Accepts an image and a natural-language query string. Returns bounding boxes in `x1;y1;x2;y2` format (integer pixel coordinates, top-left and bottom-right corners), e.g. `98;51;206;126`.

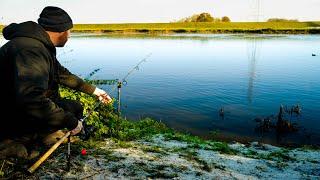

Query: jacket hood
2;21;55;52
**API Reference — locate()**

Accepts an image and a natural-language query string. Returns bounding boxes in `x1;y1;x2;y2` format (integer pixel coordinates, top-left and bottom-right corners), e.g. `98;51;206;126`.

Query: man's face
56;30;70;47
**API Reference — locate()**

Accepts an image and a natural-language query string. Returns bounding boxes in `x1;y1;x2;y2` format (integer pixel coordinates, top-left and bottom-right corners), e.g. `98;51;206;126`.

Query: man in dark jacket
0;6;112;158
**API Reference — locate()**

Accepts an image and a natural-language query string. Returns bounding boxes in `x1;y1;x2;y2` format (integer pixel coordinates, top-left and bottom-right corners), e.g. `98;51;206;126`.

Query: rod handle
28;131;71;174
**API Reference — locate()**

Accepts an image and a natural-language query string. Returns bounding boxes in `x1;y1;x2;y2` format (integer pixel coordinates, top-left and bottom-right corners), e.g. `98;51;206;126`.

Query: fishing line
57;48;74;58
80;52;152;129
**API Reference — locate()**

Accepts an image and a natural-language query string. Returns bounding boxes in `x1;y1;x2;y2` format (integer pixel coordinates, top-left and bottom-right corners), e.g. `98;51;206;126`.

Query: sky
0;0;319;24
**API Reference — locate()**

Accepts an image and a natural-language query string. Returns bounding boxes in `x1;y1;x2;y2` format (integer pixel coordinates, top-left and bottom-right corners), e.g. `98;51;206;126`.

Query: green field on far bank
72;22;320;34
1;22;320;34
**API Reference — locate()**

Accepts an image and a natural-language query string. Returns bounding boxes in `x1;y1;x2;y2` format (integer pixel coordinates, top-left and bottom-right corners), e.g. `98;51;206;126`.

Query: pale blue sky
0;0;319;24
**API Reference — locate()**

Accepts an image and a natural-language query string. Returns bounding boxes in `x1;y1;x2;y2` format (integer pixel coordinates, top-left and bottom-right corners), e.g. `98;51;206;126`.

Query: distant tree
267;18;299;22
189;14;201;22
221;16;231;22
196;13;214;22
214;18;221;23
177;14;197;23
177;12;214;23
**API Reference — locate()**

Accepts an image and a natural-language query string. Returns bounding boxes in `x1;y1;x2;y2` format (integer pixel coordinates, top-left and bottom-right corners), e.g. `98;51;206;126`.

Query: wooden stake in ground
28;131;71;174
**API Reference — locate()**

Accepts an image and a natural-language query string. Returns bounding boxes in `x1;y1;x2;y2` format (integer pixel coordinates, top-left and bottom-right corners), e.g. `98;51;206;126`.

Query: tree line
177;13;231;23
176;12;301;23
267;18;299;22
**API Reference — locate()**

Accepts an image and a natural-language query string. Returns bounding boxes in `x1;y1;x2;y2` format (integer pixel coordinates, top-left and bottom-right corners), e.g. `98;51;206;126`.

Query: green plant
266;150;295;162
60;85;171;141
163;132;206;144
116;118;171;141
245;149;258;156
116;141;133;148
59;86;113;139
180;150;211;172
208;142;238;155
142;146;168;155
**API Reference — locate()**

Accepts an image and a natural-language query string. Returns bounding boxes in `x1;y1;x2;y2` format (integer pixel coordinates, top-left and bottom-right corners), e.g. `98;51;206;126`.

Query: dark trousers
0;99;83;141
38;98;84;134
56;99;84;120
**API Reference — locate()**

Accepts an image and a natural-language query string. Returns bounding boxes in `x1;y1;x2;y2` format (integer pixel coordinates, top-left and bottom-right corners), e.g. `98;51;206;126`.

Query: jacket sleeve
56;60;96;94
15;49;78;130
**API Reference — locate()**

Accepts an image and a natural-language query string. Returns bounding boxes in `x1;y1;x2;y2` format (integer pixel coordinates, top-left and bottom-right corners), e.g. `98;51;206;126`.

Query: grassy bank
71;22;320;34
2;22;320;34
1;123;319;179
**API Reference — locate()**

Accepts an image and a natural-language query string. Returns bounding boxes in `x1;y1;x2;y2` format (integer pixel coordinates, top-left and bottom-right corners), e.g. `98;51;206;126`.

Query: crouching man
0;6;112;159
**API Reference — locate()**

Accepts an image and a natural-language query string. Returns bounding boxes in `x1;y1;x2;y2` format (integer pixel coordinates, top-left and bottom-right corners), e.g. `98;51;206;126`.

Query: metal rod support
117;82;122;116
67;135;71;171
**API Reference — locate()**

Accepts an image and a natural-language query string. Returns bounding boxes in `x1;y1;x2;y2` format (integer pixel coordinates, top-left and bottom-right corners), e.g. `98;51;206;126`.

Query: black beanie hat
38;6;73;32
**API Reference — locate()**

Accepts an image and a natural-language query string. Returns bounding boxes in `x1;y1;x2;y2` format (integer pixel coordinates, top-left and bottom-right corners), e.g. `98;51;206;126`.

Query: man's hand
93;87;112;104
71;121;83;136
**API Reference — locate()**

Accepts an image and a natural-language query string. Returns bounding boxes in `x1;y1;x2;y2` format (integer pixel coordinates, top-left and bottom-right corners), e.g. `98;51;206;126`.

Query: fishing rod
116;53;152;115
83;52;151;120
121;53;152;85
77;52;151;139
80;52;151;140
28;53;151;173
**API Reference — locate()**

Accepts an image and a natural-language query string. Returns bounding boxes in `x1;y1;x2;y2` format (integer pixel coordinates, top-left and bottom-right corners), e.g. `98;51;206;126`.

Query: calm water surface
2;33;319;146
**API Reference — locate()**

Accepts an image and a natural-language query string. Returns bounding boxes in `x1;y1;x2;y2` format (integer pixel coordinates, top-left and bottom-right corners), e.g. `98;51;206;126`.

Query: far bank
1;22;320;34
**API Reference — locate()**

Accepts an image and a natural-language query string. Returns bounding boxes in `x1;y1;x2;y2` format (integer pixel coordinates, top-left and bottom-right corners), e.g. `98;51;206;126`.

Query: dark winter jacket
0;21;95;137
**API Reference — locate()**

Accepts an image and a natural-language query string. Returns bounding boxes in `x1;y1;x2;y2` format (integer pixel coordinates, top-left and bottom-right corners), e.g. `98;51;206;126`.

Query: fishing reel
79;119;96;140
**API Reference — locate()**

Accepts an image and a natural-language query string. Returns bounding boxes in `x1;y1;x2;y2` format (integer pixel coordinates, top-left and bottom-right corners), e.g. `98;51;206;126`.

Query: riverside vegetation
1;21;320;34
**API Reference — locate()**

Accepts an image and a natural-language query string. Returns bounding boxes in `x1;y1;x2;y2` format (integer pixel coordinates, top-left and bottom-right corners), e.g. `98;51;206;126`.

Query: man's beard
56;35;68;47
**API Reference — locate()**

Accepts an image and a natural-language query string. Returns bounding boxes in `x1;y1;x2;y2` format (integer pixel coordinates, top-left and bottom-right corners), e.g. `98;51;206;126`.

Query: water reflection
247;37;260;104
